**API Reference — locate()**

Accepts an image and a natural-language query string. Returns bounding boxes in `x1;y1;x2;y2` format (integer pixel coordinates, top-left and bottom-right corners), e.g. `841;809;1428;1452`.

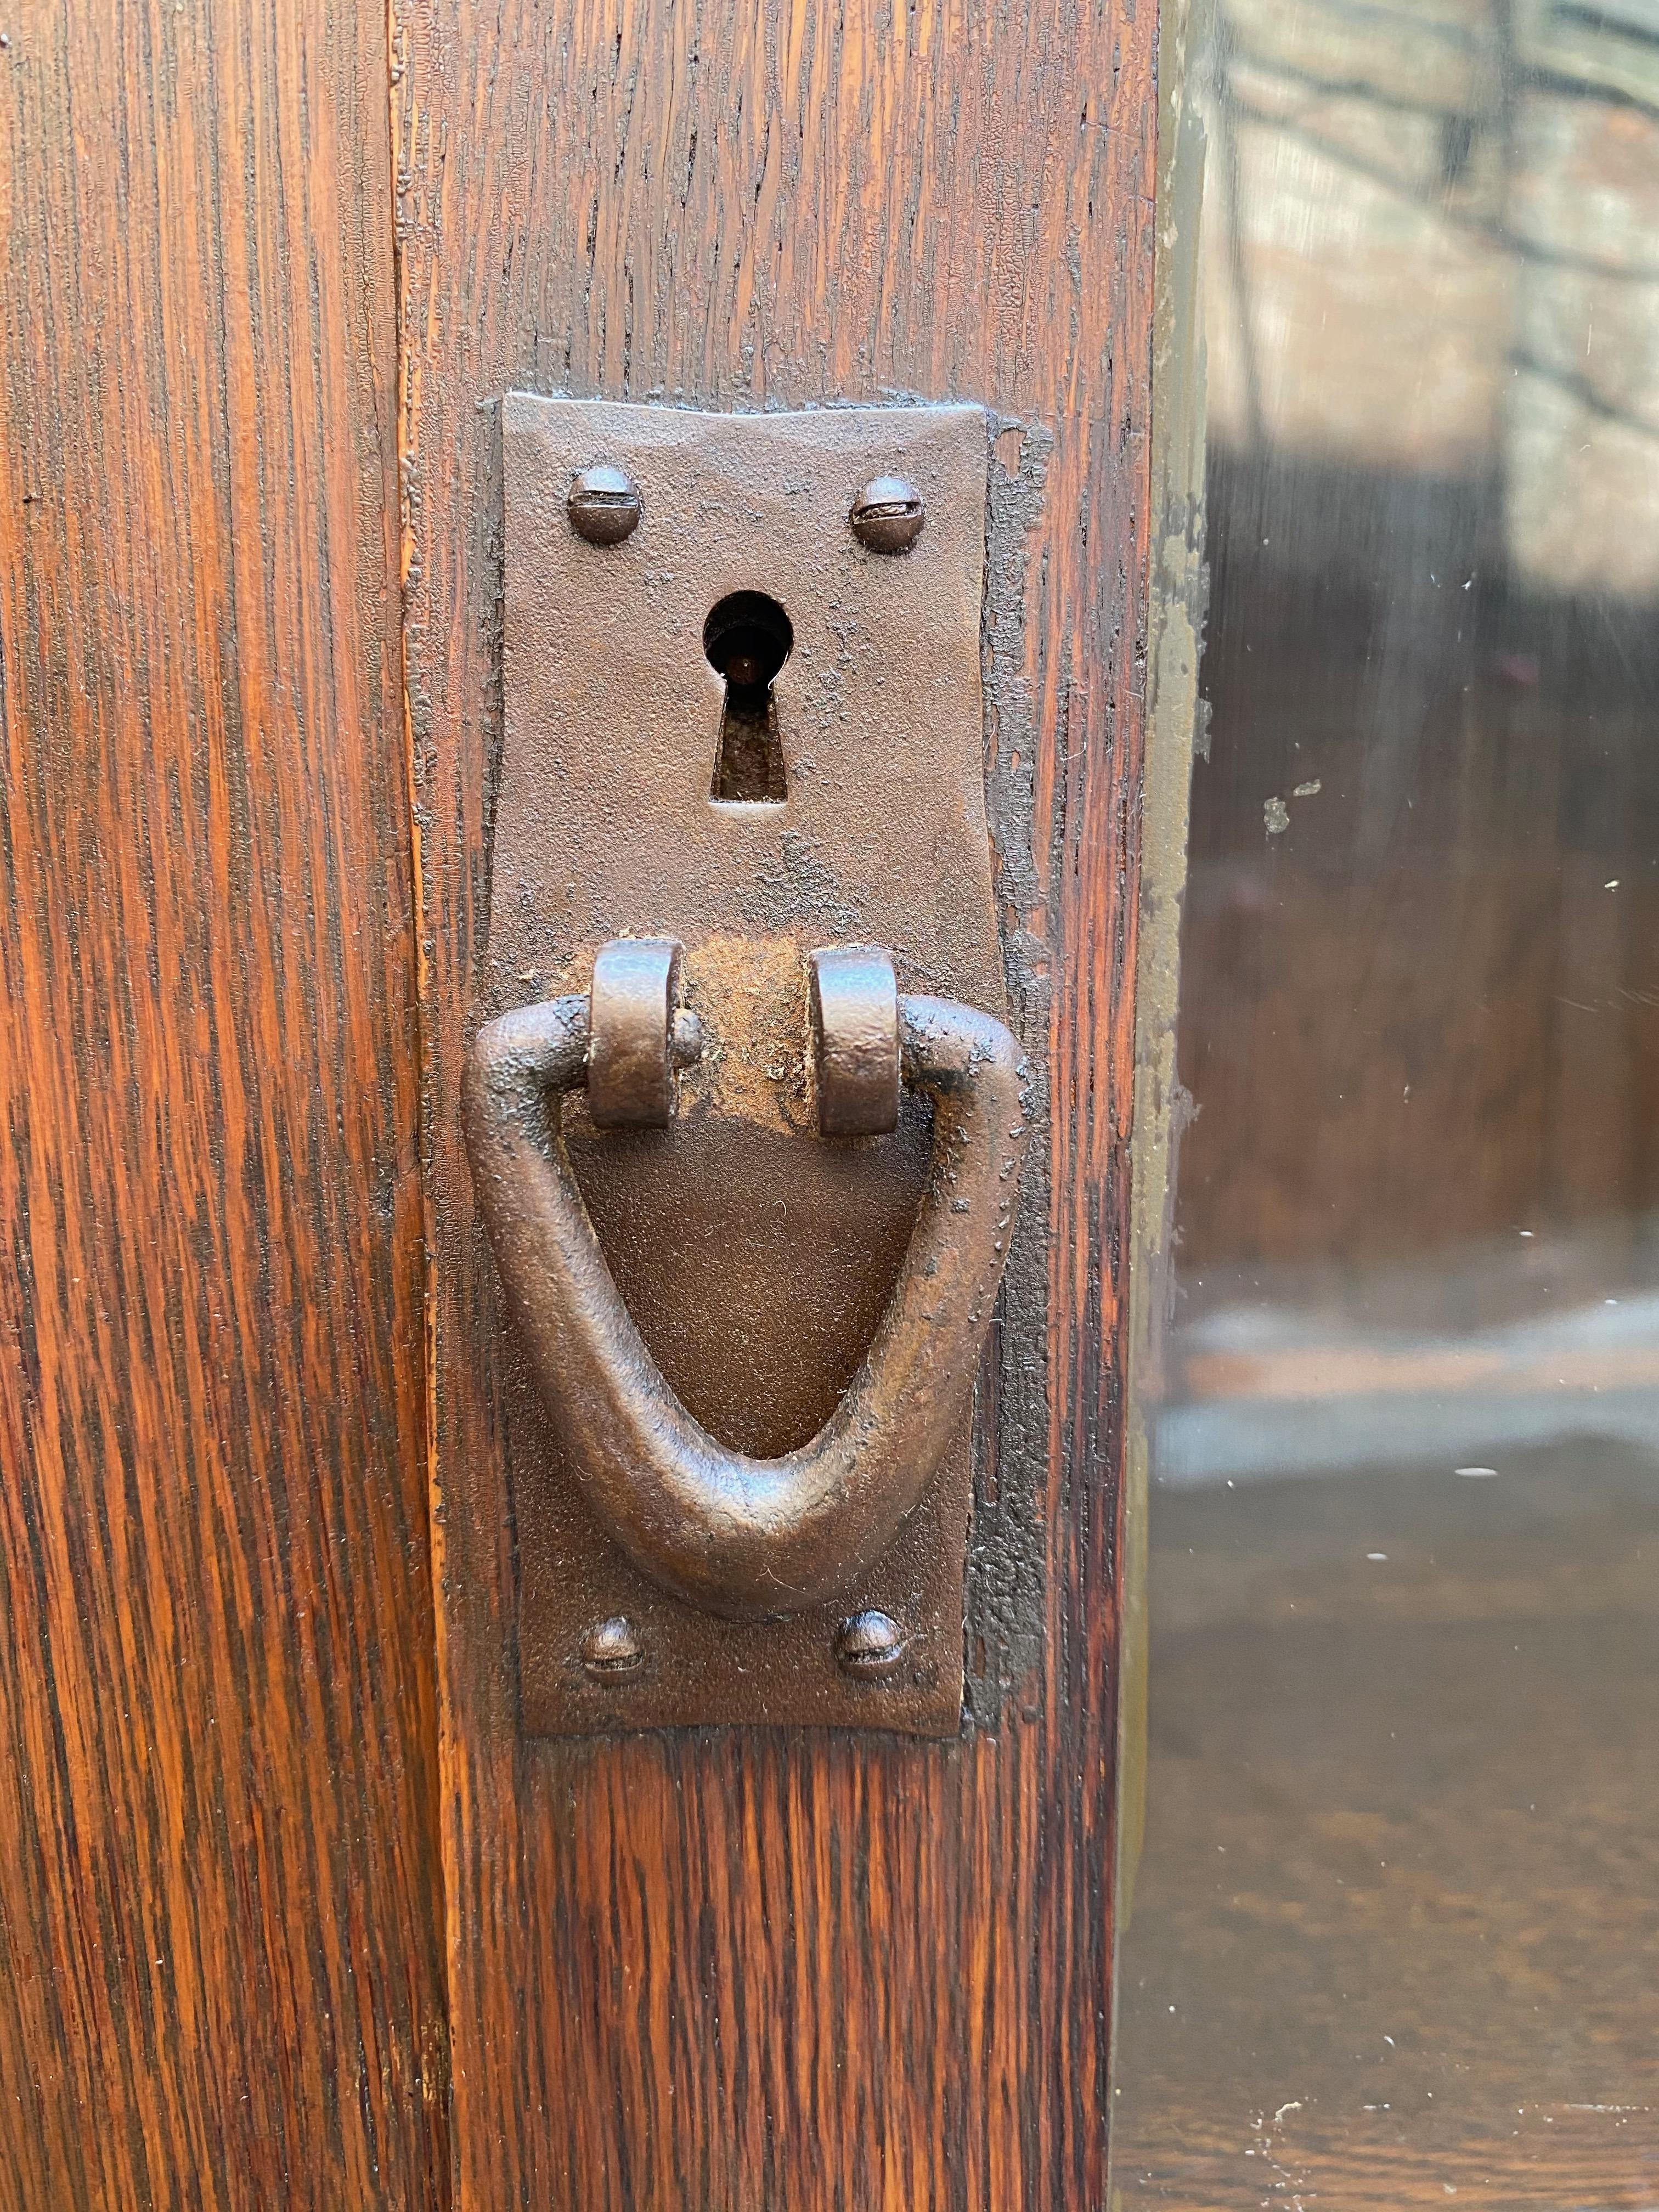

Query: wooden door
0;8;448;2209
0;1;1168;2205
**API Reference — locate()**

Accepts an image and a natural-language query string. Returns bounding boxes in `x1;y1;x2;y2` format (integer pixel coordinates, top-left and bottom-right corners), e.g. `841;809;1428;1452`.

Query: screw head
580;1616;645;1681
835;1609;911;1681
849;476;925;555
567;464;642;546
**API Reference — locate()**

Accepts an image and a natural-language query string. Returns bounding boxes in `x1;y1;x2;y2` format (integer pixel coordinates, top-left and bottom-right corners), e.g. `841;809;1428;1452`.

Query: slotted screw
567;464;642;546
835;1610;911;1680
849;476;925;555
580;1616;646;1681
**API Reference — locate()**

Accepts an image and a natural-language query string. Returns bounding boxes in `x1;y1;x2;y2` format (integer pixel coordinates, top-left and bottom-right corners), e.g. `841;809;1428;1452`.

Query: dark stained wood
0;7;448;2209
394;2;1156;2205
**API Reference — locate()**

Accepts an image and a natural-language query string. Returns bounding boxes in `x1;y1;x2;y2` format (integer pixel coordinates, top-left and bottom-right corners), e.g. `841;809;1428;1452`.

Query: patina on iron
465;947;1028;1620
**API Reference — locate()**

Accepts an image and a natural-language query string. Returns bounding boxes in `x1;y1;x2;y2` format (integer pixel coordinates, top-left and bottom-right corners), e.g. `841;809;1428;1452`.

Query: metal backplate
486;396;1003;1735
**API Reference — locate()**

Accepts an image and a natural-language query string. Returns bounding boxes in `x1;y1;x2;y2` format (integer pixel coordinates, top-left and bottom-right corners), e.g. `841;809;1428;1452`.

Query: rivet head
567;464;642;546
835;1610;911;1680
580;1616;645;1681
849;476;925;555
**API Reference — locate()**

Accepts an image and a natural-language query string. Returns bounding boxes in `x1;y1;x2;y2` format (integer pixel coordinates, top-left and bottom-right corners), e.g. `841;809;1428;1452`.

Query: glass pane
1113;2;1659;2203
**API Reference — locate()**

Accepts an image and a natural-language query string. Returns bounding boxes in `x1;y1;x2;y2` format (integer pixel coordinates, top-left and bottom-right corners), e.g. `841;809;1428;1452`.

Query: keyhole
704;591;792;804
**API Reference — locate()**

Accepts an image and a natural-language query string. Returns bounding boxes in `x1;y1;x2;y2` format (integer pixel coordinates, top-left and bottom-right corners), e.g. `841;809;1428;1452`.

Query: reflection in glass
1114;1;1659;2203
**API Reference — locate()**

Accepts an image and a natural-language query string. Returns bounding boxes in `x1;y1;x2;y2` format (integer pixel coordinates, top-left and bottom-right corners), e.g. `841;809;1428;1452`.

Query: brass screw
835;1610;911;1680
567;464;642;546
849;476;925;555
580;1616;646;1681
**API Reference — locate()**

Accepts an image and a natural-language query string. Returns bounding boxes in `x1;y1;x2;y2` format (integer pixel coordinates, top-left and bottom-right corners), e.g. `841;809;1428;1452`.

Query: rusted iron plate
482;396;1002;1734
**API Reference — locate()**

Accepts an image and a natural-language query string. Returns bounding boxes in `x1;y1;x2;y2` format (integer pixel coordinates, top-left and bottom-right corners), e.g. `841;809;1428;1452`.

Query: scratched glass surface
1111;2;1659;2205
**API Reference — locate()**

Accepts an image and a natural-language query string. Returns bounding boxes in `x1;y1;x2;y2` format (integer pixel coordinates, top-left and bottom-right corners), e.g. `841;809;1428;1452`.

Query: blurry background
1111;1;1659;2203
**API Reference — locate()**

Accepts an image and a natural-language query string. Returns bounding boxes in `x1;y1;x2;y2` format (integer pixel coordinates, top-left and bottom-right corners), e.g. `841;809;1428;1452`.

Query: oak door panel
0;7;447;2207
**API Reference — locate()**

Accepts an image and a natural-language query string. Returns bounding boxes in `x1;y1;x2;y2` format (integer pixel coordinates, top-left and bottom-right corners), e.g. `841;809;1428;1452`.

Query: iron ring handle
463;984;1030;1621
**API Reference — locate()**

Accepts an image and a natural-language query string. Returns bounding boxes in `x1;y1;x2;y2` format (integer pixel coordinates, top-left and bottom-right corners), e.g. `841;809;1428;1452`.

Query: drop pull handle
463;941;1029;1622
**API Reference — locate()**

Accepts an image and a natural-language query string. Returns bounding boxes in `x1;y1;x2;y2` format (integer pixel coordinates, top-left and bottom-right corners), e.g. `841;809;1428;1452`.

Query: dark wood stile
395;4;1158;2208
0;7;448;2208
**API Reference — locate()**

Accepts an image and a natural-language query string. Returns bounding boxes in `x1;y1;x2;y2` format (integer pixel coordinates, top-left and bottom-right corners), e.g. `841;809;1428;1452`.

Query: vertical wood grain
0;4;448;2207
397;1;1156;2206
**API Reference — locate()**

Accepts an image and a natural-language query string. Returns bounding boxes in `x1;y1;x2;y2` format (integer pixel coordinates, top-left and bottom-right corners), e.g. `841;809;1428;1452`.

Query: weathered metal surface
586;936;687;1128
809;945;901;1137
482;395;1005;1735
466;976;1028;1626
